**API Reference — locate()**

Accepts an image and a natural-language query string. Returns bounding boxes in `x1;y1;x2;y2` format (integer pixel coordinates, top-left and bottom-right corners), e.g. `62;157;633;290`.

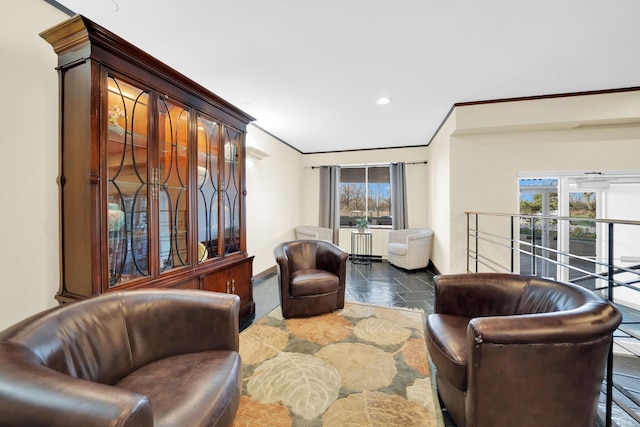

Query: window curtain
390;162;408;230
319;166;341;244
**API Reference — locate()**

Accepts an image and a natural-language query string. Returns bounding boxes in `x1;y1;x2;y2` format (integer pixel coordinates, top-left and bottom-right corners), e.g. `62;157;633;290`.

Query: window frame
339;164;393;229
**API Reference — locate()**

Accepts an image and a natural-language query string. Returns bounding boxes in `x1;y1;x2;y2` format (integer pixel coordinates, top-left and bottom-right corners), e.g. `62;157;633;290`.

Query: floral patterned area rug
234;301;444;426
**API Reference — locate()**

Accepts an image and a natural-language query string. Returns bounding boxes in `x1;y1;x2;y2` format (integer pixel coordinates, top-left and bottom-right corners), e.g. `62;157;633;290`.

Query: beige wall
0;1;69;328
245;127;304;275
426;109;455;274
430;92;640;274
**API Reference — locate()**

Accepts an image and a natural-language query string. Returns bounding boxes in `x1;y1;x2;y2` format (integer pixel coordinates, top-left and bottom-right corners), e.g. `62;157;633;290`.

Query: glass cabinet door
222;126;241;255
106;76;244;287
196;114;220;260
106;76;192;287
157;97;189;272
106;76;150;286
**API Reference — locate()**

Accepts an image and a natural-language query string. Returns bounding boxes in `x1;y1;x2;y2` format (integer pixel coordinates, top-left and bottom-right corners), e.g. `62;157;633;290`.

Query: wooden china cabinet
41;15;256;322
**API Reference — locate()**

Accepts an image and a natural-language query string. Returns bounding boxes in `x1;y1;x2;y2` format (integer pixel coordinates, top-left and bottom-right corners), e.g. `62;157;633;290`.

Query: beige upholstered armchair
294;226;333;243
387;228;433;270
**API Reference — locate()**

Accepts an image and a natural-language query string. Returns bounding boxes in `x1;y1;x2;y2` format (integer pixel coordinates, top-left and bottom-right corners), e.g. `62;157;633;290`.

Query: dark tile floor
250;259;456;426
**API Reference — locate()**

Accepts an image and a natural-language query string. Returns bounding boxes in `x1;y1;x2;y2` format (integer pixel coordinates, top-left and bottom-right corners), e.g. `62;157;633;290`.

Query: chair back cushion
515;277;591;315
0;290;239;385
1;297;133;385
284;241;319;271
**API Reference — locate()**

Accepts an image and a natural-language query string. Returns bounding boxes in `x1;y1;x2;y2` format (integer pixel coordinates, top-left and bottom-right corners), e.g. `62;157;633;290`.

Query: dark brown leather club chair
0;289;241;427
425;273;622;427
274;240;348;318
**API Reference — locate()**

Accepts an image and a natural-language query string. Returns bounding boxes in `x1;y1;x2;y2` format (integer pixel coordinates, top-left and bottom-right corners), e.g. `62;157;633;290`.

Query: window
339;166;392;228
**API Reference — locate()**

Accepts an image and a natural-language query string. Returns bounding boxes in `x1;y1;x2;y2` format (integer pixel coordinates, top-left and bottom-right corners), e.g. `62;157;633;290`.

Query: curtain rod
310;161;427;169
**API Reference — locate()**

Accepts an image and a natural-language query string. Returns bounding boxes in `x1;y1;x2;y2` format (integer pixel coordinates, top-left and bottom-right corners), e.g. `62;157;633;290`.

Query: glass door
568;191;597;288
196;114;220;260
222;126;242;255
195;120;244;259
106;76;150;286
157;96;190;272
519;175;609;283
106;75;192;287
519;179;558;278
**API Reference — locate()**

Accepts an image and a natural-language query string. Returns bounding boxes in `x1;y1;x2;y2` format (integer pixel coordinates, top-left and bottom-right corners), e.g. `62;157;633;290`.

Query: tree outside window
339;166;392;227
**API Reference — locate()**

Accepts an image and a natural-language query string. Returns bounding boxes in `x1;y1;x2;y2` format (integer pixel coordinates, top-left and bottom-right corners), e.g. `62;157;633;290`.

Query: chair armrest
434;273;529;318
274;244;292;297
468;302;621;345
316;243;349;276
406;233;430;252
198;292;240;352
389;229;433;245
407;233;428;241
0;351;152;426
464;303;620;427
388;229;410;244
295;227;318;240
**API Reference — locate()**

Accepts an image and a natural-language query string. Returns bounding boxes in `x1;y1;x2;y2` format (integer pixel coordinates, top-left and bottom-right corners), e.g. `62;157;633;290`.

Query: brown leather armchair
425;273;621;427
274;240;348;318
0;289;241;427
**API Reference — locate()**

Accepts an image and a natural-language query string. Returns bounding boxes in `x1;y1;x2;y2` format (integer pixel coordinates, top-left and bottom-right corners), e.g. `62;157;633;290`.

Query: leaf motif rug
234;301;444;426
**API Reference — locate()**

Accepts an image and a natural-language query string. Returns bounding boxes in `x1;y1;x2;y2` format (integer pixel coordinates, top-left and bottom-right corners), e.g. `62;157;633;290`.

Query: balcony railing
466;211;640;427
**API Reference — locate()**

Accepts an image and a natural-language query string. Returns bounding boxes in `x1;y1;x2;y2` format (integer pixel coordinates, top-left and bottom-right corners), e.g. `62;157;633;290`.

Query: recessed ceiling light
376;97;392;105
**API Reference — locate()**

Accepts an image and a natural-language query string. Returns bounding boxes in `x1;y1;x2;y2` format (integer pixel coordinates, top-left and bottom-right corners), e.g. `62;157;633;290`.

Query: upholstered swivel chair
274;240;348;318
294;226;334;243
425;273;622;427
387;228;433;270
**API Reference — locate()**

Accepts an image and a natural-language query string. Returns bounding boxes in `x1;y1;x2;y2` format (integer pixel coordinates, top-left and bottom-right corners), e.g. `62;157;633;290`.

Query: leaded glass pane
223;127;241;255
157;97;189;271
197;115;220;259
106;76;150;286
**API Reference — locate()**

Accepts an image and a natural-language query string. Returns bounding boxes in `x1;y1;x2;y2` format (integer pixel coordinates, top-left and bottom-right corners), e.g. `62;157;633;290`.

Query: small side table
351;231;372;265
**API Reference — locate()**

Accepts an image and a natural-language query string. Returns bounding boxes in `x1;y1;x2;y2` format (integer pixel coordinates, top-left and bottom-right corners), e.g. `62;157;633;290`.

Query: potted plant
355;217;369;233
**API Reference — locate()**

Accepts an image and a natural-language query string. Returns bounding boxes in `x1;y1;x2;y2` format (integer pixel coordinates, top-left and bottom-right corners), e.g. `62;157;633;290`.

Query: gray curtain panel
319;166;341;244
390;162;408;230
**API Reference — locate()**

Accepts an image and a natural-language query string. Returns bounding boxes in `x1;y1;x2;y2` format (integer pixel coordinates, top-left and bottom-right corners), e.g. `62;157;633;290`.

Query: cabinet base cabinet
202;256;255;323
55;256;255;325
169;279;200;290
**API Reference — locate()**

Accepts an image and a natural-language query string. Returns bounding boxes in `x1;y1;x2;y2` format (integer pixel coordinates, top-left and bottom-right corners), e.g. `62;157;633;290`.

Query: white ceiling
52;0;640;154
